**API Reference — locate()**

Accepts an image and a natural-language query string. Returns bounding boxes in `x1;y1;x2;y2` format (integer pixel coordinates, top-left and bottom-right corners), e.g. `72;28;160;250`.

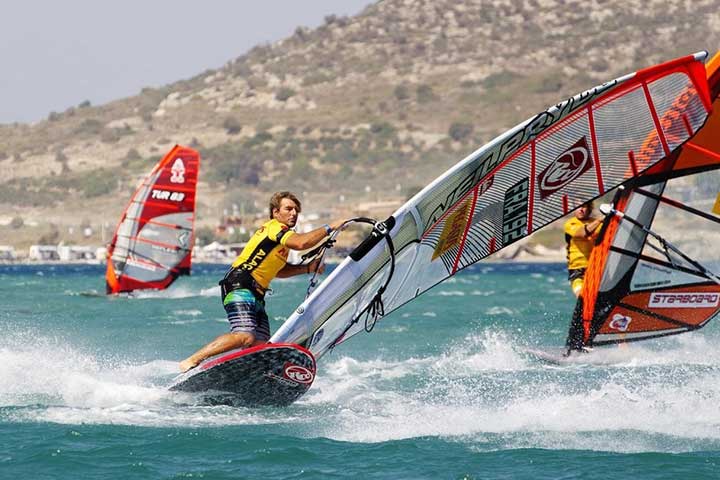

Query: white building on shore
0;246;16;260
28;245;60;261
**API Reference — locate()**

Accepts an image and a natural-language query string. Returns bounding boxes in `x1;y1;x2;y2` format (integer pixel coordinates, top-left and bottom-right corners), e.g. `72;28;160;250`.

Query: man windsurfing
563;201;603;355
179;191;346;372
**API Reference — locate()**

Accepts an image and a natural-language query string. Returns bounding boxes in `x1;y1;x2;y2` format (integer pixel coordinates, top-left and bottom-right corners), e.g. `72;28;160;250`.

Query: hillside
1;0;718;250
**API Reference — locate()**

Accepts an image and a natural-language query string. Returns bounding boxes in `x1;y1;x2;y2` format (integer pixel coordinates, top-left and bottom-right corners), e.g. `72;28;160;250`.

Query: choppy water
1;263;719;479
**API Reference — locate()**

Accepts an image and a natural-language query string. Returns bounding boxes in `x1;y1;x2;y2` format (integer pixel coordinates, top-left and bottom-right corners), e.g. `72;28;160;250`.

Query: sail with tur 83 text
106;145;200;294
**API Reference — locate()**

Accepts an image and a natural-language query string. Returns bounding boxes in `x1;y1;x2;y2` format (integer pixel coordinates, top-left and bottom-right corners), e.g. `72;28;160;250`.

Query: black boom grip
350;216;396;261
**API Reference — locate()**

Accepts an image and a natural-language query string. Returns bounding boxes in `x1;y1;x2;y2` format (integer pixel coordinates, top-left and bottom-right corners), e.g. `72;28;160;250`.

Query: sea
1;262;719;479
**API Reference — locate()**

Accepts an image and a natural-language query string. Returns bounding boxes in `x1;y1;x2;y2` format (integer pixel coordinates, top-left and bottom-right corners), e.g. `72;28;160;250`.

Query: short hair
581;200;594;209
269;191;302;219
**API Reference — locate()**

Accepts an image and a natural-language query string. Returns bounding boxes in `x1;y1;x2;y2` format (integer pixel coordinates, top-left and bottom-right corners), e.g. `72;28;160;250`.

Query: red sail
106;145;200;294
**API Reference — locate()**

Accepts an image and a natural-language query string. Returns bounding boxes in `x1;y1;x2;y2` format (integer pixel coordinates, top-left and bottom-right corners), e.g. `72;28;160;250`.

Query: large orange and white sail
579;51;720;346
106;145;200;294
272;53;712;359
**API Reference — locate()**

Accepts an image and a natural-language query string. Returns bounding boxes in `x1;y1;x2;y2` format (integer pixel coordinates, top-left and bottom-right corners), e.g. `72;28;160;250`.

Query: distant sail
580;51;720;345
106;145;200;294
272;53;712;358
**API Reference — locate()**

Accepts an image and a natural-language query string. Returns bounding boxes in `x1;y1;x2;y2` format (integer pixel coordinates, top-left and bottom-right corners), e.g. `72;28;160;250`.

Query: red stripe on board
642;82;671;157
451;185;480;275
527;140;537;233
587;105;605;194
489;237;496;254
201;343;316;371
562;194;569;215
628;151;639;177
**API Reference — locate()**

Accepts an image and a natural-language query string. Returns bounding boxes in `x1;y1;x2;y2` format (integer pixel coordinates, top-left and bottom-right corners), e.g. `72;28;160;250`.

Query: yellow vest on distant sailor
564;216;599;270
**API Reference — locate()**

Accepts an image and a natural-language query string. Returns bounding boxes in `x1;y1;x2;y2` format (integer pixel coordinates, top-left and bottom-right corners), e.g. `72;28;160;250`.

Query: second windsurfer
563;201;603;354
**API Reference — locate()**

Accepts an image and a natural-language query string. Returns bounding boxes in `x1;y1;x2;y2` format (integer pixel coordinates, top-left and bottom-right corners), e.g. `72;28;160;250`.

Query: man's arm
284;219;346;251
276;263;312;278
276;257;325;278
569;218;603;239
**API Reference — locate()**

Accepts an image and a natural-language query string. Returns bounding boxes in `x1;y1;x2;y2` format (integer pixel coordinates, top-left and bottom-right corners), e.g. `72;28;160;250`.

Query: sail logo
635;85;696;169
151;189;185;202
502;178;529;245
649;292;720;308
432;197;472;261
609;313;632;332
537;136;594;199
283;363;314;384
170;158;186;183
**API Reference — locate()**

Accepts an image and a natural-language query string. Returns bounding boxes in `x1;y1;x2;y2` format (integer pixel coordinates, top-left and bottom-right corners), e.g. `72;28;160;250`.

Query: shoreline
0;257;567;267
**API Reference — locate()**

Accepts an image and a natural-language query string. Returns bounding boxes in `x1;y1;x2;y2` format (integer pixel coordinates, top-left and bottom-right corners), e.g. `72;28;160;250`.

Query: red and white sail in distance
106;145;200;294
580;51;720;345
272;53;712;358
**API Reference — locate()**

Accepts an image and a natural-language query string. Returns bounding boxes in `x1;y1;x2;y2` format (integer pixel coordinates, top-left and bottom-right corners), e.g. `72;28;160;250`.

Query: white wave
432;290;466;296
305;329;720;451
384;325;408;333
470;290;496;296
0;337;308;427
172;309;204;316
5;324;720;448
484;306;514;315
160;318;208;326
433;330;530;375
131;284;219;299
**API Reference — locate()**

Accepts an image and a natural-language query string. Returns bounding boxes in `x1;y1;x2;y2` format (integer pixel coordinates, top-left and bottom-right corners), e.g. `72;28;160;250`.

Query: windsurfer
563;201;603;354
179;191;346;372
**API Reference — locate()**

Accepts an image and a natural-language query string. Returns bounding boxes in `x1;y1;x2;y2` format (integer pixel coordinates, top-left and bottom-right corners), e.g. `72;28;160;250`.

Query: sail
582;171;720;345
272;53;712;358
581;51;720;345
106;145;200;294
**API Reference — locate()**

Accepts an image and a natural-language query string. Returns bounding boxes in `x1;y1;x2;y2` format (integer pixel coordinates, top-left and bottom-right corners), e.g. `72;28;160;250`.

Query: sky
0;0;371;124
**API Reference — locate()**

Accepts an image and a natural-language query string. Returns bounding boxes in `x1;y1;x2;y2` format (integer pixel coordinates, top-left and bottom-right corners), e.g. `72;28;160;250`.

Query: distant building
58;245;96;261
28;245;60;261
96;246;108;261
0;246;16;261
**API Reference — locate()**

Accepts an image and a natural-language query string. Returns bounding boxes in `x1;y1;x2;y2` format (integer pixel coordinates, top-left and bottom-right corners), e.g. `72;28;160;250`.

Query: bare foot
179;358;198;373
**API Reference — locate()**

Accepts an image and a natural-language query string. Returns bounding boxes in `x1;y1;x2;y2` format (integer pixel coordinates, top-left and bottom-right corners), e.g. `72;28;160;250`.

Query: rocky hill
1;0;718;249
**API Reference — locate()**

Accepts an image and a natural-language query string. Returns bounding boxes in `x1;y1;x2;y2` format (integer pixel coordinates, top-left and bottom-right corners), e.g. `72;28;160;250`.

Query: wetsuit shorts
223;289;271;342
